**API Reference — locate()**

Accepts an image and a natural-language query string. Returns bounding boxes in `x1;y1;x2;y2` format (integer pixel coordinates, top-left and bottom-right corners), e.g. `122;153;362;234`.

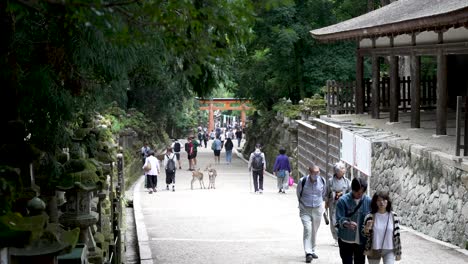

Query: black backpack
166;155;176;173
252;153;263;171
173;142;181;152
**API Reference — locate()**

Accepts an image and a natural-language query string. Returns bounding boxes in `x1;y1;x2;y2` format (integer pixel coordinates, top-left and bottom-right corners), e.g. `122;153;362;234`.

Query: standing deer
205;164;217;189
191;168;206;190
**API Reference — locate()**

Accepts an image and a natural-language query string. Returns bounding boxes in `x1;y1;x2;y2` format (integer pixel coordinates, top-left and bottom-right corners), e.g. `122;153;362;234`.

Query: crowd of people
296;163;401;264
141;132;401;264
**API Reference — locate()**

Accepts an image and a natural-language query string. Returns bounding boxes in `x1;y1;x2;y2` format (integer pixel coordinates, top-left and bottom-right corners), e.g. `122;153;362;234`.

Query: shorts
214;150;221;156
174;152;180;160
192;151;198;158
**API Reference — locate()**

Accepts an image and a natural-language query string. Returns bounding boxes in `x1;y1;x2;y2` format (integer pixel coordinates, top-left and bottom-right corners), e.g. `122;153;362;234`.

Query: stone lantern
57;182;101;263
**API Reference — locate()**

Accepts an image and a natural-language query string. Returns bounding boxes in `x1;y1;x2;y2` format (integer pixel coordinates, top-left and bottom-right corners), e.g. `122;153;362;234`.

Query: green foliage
232;0;365;110
272;94;327;118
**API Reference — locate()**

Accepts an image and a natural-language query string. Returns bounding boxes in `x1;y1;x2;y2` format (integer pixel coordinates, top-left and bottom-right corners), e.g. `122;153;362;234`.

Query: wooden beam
371;55;380;119
389;56;399;122
410;55;421;128
436;50;448;135
356;53;364;114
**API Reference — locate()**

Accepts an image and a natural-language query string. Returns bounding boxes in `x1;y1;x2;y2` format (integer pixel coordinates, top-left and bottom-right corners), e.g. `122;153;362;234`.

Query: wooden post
356;54;364;114
456;96;462;156
208;101;214;132
464;97;468;156
389;56;399;122
436;50;447;135
410;55;421;128
371;55;380;119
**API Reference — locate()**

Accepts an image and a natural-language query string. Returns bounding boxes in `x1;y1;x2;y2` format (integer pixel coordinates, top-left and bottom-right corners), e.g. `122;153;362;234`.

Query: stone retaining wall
371;140;468;248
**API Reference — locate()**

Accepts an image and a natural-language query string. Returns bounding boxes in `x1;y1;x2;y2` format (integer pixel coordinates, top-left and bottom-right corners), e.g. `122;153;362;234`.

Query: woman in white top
363;191;402;264
142;150;160;194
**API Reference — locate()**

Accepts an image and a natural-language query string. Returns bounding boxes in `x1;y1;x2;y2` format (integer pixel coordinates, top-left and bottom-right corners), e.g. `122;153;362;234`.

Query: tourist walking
224;137;234;164
211;136;222;164
164;147;177;192
273;147;291;194
192;136;199;166
363;191;402;264
326;162;351;246
248;143;266;194
336;177;372;264
141;142;151;165
143;150;160;194
171;139;182;169
185;137;194;170
235;129;242;147
296;165;327;263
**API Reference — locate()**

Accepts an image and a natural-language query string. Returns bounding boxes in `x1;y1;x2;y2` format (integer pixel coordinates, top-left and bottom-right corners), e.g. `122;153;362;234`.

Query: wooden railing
327;76;437;114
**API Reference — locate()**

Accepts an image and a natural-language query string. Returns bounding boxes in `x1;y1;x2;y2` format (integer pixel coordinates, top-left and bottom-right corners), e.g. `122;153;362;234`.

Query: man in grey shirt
297;165;327;263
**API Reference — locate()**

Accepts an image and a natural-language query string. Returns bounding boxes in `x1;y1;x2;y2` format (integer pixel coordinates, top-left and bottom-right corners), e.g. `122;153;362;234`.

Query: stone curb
133;175;154;264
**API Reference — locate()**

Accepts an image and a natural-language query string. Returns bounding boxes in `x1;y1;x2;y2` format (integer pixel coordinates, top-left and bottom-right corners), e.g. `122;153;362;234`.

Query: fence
327;76;437;114
297;119;341;179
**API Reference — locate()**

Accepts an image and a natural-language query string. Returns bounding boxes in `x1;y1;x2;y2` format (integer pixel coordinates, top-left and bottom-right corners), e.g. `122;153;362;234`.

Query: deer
204;164;217;189
191;168;206;190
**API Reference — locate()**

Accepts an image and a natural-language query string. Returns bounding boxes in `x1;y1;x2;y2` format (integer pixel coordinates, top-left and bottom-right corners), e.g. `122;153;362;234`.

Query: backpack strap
300;176;326;198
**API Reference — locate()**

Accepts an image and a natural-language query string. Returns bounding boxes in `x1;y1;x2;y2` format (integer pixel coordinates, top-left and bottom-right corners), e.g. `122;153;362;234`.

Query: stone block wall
371;140;468;247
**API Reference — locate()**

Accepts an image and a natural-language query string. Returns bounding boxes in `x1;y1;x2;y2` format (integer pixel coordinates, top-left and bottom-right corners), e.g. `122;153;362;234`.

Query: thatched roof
310;0;468;42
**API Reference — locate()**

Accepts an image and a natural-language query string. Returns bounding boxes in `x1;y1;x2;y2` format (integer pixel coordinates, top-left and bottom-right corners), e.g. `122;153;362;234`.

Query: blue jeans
226;150;232;163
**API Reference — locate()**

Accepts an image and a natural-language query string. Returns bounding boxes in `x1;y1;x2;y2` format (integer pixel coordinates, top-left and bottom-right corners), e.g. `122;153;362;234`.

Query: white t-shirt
372;212;394;250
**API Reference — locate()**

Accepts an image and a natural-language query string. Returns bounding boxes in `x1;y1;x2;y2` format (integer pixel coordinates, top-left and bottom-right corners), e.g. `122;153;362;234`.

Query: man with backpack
171;139;182;169
296;164;327;263
164;147;177;192
248;143;266;194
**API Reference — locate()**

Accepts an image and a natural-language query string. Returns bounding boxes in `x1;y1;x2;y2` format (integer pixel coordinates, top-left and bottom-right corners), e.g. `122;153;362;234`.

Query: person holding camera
326;162;351;246
335;177;371;264
363;191;402;264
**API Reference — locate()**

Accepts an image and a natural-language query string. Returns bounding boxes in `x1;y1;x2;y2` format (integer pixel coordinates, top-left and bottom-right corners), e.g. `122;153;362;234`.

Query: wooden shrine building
310;0;468;142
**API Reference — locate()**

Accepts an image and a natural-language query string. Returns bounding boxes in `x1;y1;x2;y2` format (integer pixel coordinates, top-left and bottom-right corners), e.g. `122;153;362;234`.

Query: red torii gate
198;98;252;132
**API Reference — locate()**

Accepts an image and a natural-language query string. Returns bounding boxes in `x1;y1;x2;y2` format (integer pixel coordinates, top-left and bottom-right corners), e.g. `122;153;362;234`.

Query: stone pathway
129;142;468;264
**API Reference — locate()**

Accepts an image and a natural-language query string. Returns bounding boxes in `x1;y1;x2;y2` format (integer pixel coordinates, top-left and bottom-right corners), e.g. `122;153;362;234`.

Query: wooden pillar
436;50;447;135
208;101;214;132
389;56;399;122
371;55;380;119
410;55;421;128
240;105;246;128
356;53;364;114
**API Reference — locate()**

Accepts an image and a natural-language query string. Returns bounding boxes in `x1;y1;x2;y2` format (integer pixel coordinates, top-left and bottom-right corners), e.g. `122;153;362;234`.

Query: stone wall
371;140;468;248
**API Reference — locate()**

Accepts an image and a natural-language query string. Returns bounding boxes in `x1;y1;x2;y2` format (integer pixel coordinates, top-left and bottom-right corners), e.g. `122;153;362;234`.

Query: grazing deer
191;168;206;190
205;164;217;189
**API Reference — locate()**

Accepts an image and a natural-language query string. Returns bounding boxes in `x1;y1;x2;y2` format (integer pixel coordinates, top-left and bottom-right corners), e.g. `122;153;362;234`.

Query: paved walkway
132;142;468;264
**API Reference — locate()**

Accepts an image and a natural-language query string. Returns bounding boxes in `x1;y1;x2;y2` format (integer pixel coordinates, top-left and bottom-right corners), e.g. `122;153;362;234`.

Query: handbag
366;213;391;259
143;161;152;172
288;177;294;186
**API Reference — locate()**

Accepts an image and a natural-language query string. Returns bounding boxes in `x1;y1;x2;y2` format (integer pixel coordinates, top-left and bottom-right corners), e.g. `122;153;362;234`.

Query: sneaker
255;191;259;194
149;190;153;194
305;254;313;263
172;186;175;192
311;253;318;259
282;190;286;194
153;188;157;192
278;189;282;193
166;185;169;190
259;189;263;194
